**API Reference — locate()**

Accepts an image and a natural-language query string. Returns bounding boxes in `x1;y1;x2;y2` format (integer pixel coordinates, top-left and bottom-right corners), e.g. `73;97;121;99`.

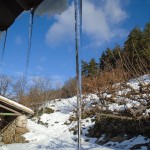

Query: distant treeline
82;22;150;77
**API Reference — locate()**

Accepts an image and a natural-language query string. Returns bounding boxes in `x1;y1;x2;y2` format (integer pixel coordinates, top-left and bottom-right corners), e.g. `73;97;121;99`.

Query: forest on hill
81;22;150;96
82;22;150;78
0;23;150;110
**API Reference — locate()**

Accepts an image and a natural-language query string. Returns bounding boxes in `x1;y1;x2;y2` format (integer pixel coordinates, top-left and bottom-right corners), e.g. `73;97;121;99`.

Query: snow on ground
102;135;150;150
1;96;149;150
0;98;111;150
127;74;150;90
1;75;150;149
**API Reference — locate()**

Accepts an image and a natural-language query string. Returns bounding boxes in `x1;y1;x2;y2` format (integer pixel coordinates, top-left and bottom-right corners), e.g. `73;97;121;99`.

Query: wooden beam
0;96;34;115
0;113;19;116
0;104;22;115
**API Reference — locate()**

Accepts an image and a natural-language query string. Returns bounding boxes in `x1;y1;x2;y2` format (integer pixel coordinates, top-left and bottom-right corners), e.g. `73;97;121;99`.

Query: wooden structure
0;95;34;143
0;95;34;116
0;0;43;31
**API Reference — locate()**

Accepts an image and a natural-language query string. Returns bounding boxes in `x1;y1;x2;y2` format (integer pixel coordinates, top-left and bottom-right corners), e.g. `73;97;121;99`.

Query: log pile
2;115;29;144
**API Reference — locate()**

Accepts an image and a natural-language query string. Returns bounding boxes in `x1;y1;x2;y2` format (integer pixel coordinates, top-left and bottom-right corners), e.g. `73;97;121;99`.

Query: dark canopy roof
0;0;43;31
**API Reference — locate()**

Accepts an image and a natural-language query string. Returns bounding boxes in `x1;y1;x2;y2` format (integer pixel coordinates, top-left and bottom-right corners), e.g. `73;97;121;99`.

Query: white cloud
83;0;110;40
104;0;127;24
15;35;23;45
46;0;128;46
45;4;75;46
36;66;45;71
35;0;67;17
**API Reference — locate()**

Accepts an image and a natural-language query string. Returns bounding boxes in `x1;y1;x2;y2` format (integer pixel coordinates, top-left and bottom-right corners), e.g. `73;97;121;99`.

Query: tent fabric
0;0;43;31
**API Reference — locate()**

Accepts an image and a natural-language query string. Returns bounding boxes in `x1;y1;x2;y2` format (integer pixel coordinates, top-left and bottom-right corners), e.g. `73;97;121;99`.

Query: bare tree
25;76;52;111
61;78;77;98
0;74;12;97
12;76;26;101
31;76;52;94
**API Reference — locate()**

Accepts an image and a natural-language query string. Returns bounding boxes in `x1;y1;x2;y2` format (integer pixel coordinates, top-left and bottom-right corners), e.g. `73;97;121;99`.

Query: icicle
1;30;8;65
74;0;82;149
25;9;35;79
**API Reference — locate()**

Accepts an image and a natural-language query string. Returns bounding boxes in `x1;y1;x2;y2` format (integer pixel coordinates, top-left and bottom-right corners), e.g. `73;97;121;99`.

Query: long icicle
74;0;82;149
1;30;8;65
25;9;35;79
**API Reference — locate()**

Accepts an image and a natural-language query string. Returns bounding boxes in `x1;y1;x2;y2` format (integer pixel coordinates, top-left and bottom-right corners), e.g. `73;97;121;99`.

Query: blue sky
0;0;150;86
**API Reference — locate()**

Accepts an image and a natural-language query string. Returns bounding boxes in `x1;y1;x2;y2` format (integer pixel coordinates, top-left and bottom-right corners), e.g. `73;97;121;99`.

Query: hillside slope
1;75;150;150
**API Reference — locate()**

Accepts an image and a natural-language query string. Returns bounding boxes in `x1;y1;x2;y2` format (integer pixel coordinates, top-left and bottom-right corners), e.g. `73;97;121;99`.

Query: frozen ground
0;97;111;150
1;75;150;149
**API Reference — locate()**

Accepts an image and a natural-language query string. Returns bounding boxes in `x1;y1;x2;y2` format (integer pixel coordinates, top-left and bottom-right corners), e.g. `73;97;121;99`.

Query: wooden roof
0;95;34;116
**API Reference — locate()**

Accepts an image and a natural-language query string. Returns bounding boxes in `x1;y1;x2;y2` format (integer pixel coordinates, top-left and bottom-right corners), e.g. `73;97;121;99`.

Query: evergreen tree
141;23;150;50
100;48;115;70
111;46;121;68
124;27;142;67
99;51;106;70
113;46;121;59
81;60;89;77
141;23;150;64
105;48;115;67
82;22;150;79
88;58;98;76
124;27;142;53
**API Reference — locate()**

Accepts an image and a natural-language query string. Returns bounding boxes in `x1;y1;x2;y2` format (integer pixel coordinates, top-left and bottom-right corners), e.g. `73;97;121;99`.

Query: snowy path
0;98;111;150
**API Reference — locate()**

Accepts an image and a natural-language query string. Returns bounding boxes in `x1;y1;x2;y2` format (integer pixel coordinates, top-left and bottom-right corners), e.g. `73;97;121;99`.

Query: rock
15;115;27;128
109;135;129;142
2;115;29;144
15;127;29;134
13;134;26;143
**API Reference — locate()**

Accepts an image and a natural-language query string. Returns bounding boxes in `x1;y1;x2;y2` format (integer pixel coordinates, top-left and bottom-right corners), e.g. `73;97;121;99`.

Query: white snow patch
1;75;150;149
127;74;150;90
0;95;111;150
35;0;67;17
108;103;125;111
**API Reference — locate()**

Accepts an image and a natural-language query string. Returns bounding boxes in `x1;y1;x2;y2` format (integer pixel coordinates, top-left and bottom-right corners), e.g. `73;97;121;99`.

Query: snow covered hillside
0;97;110;150
0;75;150;150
